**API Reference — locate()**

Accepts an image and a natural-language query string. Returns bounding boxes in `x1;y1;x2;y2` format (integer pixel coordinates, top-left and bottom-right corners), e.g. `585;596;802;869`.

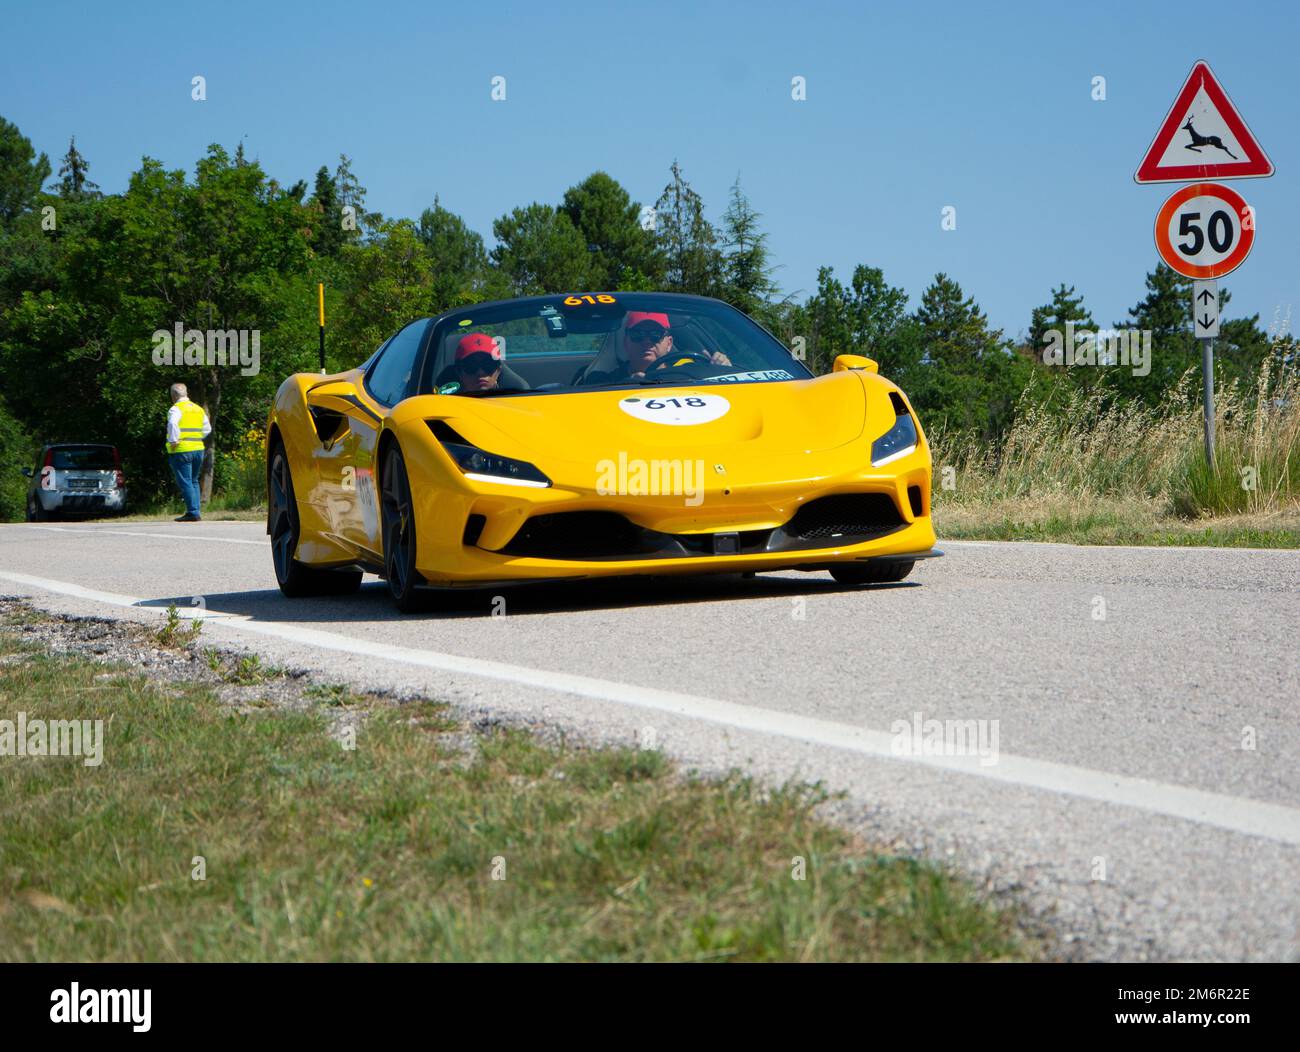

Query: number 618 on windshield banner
1154;181;1255;279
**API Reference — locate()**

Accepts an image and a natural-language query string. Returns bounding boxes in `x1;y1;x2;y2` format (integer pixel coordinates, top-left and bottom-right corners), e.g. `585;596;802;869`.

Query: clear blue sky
3;0;1297;338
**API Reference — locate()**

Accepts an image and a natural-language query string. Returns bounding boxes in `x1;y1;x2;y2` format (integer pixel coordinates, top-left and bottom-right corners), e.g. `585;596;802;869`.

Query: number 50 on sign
1154;182;1255;279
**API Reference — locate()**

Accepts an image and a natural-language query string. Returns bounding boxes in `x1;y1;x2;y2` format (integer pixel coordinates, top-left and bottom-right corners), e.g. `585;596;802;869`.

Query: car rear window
51;447;116;470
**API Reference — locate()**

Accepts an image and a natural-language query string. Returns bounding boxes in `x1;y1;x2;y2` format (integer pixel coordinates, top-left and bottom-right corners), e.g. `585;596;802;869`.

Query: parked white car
23;444;128;521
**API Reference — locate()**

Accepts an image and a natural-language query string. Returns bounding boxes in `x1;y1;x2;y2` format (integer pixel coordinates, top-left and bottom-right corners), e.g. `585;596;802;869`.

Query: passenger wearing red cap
453;333;503;392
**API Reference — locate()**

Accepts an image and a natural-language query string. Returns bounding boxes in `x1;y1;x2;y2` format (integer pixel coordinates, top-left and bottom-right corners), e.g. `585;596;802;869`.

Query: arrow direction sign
1135;61;1274;183
1193;279;1220;338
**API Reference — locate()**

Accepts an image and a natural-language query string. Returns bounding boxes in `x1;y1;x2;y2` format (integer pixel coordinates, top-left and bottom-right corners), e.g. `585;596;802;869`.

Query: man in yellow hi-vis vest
167;383;211;522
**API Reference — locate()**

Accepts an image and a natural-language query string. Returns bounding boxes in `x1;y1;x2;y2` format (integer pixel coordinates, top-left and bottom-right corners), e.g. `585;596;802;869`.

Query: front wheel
380;442;424;612
829;560;914;585
268;441;362;597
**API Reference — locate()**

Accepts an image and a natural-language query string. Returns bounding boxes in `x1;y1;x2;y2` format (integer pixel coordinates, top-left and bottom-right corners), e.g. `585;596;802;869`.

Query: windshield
50;447;116;470
423;294;811;397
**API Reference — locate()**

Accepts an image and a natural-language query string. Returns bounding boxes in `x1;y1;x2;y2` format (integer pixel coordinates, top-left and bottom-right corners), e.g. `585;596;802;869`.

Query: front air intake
502;512;651;559
783;493;905;541
908;485;924;518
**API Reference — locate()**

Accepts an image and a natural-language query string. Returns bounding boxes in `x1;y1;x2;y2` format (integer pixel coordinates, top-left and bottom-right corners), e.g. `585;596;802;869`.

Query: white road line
3;567;1300;848
10;525;267;546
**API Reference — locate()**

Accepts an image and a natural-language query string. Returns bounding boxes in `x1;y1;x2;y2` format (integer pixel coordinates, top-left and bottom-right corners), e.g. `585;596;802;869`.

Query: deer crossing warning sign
1134;60;1273;184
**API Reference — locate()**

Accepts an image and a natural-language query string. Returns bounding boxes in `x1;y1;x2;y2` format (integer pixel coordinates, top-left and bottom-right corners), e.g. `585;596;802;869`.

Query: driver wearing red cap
585;311;730;384
452;332;503;392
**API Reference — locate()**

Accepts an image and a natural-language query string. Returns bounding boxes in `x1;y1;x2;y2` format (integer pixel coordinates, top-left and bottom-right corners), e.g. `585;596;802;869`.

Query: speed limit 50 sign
1154;182;1255;278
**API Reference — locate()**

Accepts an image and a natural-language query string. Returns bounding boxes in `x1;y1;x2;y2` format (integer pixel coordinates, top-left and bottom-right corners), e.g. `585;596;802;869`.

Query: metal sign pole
1201;336;1215;467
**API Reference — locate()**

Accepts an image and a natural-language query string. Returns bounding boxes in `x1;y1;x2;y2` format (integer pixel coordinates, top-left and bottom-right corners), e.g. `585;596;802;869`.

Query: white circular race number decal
1154;182;1255;279
620;393;730;425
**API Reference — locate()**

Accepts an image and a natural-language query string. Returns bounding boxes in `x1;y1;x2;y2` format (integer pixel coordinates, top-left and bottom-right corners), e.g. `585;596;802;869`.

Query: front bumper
413;471;936;586
429;519;939;586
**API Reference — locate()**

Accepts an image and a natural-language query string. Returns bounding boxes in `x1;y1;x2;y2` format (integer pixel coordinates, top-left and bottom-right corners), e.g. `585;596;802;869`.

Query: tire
26;497;50;522
829;560;915;585
380;442;425;613
268;441;362;598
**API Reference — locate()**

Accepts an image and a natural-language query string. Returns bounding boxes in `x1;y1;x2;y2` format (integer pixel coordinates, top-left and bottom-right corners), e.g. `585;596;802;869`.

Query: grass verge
931;364;1300;549
937;498;1300;548
112;504;264;523
0;612;1033;962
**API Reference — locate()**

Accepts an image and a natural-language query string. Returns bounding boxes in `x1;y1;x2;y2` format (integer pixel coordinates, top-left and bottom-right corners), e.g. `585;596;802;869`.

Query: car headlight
871;412;918;467
449;443;550;487
428;421;551;487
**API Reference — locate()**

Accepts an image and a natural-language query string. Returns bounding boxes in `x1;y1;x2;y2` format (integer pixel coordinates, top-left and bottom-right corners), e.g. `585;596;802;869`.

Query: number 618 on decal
645;398;706;409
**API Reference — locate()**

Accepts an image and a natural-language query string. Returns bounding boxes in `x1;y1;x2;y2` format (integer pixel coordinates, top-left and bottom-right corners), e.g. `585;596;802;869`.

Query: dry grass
931;359;1300;547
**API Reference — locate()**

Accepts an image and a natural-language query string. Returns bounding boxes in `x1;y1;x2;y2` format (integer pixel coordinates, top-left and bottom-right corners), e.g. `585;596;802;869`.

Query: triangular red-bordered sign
1134;60;1273;183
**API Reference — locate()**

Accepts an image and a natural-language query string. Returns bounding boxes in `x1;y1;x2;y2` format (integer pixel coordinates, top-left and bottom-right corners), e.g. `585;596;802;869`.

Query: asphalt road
2;520;1297;961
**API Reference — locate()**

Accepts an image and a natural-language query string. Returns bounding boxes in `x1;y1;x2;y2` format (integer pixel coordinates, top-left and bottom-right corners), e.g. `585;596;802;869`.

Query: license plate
67;479;99;489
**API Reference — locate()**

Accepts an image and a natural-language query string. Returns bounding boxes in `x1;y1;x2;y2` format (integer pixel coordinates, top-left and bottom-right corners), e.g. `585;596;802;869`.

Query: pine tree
333;154;377;236
653;160;722;297
804;264;910;375
719;176;778;317
912;273;1024;440
309;165;345;256
0;116;52;224
417;195;494;311
1113;263;1198;405
559;171;662;290
1027;283;1094;362
915;274;1002;366
490;203;592;296
1115;264;1274;405
56;137;99;198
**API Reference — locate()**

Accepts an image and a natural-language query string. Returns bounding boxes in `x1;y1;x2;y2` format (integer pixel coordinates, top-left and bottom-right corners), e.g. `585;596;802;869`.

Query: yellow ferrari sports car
266;292;939;611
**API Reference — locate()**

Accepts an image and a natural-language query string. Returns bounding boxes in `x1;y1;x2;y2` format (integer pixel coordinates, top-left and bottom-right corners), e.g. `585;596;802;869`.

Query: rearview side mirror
833;354;879;374
21;467;33;477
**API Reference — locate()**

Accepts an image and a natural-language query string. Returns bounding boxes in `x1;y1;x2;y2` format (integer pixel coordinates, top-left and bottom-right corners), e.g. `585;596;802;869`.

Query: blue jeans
169;450;205;517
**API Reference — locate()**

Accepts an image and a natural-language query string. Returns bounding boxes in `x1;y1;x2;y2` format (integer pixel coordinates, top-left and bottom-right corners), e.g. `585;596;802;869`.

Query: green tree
1027;283;1095;362
1114;263;1274;406
1110;263;1198;406
801;264;912;375
718;176;779;320
0;395;34;520
912;273;1026;440
653;160;722;297
309;165;346;257
334;154;379;239
0;116;51;226
55;137;100;199
416;196;495;312
0;145;315;503
559;171;662;291
490;203;592;296
334;219;434;362
1213;312;1275;391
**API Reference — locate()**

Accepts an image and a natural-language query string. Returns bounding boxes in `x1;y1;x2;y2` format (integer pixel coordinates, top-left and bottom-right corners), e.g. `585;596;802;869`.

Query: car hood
421;372;874;465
